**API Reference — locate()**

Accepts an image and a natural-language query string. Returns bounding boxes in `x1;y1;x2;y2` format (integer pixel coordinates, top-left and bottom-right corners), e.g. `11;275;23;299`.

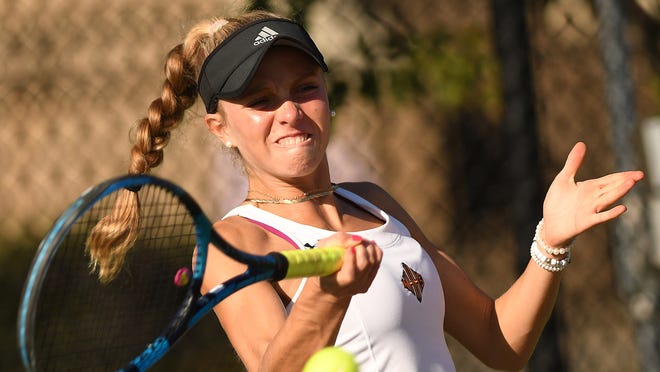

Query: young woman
107;10;644;371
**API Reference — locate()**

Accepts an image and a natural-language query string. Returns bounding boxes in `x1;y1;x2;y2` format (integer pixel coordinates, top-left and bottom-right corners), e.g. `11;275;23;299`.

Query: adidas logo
253;26;279;46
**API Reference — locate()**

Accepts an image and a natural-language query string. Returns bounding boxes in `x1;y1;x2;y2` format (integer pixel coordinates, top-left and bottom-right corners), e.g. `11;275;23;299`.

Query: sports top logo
254;26;279;45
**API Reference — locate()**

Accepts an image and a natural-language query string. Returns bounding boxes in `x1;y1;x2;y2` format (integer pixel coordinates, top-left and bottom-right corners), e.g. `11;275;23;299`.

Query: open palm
541;142;644;247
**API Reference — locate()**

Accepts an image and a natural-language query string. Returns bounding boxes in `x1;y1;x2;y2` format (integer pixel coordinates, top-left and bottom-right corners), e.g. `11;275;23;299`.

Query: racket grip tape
278;246;344;279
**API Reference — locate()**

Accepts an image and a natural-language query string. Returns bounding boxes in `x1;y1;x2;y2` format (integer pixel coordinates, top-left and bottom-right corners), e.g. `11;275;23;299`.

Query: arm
343;142;644;370
202;221;381;372
485;142;643;368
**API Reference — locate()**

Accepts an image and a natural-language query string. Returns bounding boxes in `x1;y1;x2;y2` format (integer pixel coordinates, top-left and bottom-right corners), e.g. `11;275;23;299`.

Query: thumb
559;142;587;181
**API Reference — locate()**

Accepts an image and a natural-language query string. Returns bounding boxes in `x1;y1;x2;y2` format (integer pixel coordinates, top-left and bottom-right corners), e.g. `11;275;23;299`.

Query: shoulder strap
241;216;300;249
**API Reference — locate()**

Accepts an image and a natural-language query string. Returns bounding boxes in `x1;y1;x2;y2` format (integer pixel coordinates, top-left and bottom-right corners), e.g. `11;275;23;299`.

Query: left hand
541;142;645;247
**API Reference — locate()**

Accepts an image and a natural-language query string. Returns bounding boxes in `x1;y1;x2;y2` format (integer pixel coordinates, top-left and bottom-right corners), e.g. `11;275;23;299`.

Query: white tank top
223;187;456;372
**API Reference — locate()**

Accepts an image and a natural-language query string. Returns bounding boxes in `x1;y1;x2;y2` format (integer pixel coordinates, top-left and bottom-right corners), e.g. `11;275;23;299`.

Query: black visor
197;18;328;113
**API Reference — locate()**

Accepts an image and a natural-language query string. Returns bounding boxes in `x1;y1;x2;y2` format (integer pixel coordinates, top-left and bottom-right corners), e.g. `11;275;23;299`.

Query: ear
204;113;231;144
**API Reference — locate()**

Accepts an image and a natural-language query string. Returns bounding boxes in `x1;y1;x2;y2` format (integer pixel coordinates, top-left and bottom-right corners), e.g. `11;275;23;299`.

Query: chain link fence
2;0;659;371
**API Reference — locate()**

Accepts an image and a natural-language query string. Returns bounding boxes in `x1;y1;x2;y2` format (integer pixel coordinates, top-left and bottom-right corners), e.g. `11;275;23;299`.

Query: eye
301;83;317;91
246;96;270;109
297;83;319;97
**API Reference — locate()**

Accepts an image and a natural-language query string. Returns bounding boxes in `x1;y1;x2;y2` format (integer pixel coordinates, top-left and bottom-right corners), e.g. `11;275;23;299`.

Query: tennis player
123;10;644;371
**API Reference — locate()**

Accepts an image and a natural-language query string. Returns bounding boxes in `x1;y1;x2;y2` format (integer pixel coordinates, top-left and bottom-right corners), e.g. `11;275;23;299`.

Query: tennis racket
17;174;344;371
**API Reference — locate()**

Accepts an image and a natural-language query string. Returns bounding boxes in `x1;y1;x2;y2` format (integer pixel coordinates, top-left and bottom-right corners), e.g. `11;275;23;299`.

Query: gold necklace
245;184;337;205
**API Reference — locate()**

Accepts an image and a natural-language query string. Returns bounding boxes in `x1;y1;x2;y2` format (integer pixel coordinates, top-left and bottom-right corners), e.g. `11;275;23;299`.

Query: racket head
17;175;210;371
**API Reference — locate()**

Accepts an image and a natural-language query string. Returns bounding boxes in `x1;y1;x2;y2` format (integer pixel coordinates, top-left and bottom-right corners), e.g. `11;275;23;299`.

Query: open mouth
277;133;311;146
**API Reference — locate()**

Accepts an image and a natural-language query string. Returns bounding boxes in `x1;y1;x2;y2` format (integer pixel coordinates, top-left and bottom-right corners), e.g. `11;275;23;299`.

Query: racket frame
17;175;300;372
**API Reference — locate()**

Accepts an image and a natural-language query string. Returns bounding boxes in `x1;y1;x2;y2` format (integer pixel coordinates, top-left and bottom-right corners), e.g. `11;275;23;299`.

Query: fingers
317;233;382;264
559;142;587;181
317;233;382;296
593;170;645;190
587;171;643;212
350;237;383;286
591;180;637;223
593;204;627;223
575;171;643;232
344;236;382;279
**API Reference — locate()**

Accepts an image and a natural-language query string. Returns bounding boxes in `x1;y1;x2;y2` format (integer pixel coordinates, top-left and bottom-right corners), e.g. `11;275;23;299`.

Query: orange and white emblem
401;262;424;303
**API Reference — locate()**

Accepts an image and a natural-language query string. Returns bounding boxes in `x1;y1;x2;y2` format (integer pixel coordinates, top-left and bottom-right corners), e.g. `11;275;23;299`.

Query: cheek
226;112;273;146
304;98;330;121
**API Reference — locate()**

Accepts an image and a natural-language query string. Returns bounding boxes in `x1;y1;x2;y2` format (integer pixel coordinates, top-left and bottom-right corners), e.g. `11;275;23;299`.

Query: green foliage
386;28;502;117
244;1;501;118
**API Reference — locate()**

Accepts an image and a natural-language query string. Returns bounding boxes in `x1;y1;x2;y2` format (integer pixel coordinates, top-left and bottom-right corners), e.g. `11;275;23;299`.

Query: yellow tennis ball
302;346;358;372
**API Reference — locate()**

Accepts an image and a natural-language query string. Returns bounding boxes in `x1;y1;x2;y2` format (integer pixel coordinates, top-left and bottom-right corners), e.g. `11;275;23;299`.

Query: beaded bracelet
530;241;571;272
534;219;573;256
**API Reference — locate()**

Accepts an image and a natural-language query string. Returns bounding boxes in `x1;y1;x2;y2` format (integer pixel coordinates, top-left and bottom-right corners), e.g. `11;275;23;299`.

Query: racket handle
279;246;344;278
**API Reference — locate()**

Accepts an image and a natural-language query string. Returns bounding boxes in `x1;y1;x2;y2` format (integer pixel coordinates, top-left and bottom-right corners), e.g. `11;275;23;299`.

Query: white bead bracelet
535;219;573;256
531;219;573;272
530;240;571;272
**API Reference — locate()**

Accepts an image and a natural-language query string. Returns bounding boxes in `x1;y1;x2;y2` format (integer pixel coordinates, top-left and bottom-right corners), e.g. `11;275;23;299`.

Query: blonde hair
87;10;285;283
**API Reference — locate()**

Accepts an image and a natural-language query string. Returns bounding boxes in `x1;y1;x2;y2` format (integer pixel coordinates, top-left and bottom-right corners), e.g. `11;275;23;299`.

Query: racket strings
31;184;198;371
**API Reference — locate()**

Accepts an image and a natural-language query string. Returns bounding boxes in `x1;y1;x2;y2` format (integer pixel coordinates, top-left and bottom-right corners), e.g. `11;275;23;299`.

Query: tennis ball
302;346;358;372
173;267;191;287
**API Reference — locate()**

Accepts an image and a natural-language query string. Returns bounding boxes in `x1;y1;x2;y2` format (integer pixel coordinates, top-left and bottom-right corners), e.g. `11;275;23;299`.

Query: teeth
278;134;309;145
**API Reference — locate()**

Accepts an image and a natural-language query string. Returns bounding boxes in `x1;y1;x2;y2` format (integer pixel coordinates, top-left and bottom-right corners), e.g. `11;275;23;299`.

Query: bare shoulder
336;181;394;209
337;181;457;266
212;214;282;256
337;182;430;244
202;215;279;293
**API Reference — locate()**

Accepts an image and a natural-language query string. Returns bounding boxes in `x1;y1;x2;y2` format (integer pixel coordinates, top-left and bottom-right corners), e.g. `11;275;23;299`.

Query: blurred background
2;0;660;371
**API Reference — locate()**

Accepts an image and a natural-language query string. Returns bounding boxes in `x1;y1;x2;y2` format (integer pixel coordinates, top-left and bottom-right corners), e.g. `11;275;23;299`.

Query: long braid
131;44;197;175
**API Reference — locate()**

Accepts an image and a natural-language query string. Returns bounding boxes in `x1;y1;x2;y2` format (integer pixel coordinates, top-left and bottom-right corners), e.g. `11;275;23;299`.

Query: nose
275;100;303;124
